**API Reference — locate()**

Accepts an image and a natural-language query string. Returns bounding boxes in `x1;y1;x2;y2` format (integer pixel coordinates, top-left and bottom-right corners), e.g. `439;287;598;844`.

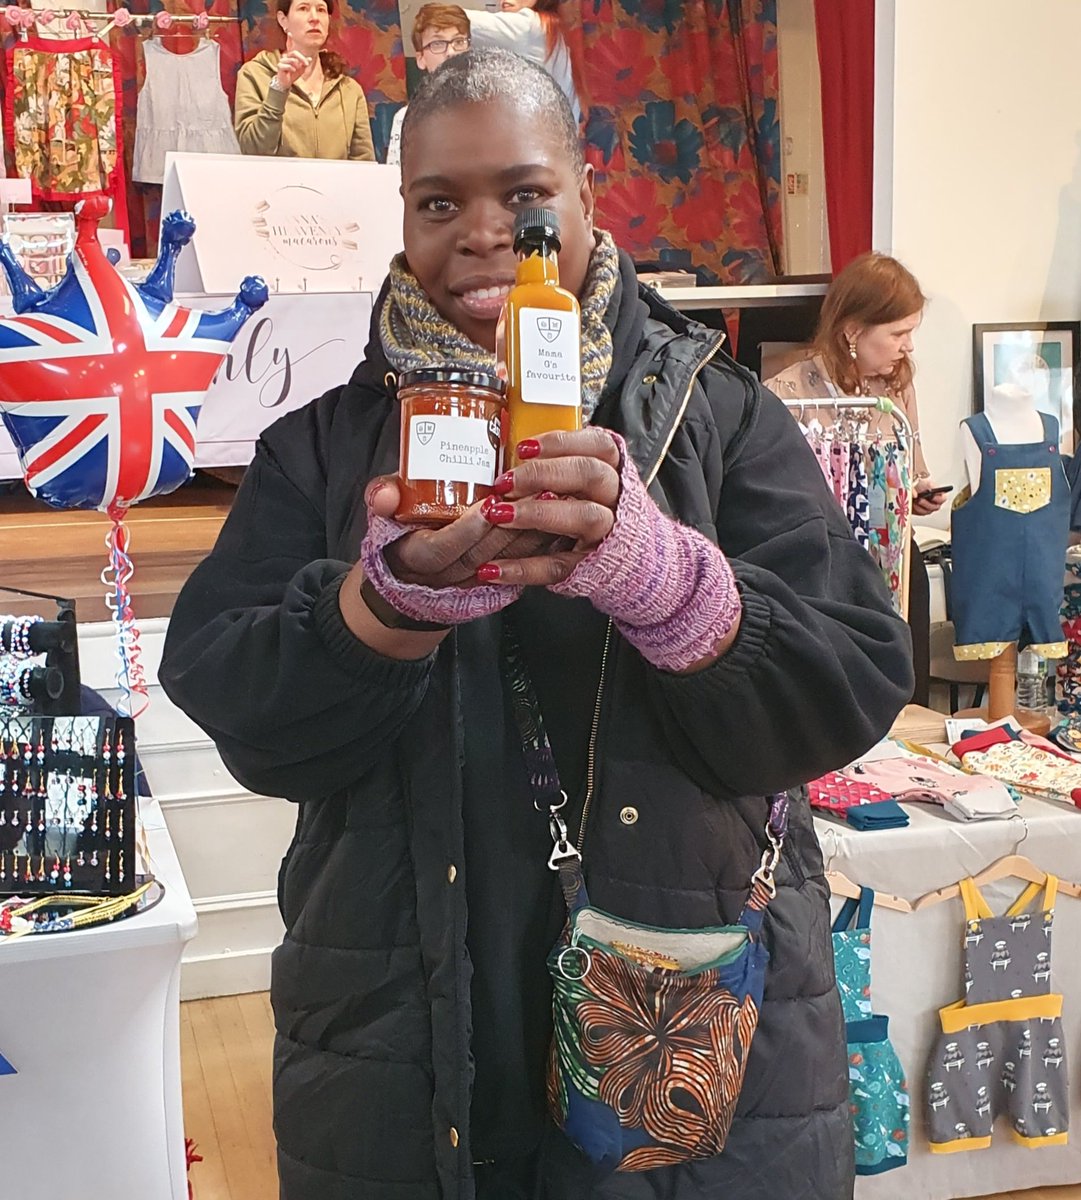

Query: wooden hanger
915;854;1081;911
826;869;913;912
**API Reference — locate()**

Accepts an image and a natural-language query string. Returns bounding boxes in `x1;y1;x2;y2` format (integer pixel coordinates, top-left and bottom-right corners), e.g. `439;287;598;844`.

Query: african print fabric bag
504;625;786;1175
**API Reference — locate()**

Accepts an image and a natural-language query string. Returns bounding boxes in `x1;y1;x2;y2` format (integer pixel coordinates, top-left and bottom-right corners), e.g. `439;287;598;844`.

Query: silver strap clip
751;824;783;898
547;809;581;871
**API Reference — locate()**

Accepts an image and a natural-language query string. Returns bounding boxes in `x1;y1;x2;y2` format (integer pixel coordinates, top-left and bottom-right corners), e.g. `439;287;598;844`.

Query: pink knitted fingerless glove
360;513;522;625
551;435;742;671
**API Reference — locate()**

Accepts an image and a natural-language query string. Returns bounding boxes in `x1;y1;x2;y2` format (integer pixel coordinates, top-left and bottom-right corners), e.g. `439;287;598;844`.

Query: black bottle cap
513;208;561;252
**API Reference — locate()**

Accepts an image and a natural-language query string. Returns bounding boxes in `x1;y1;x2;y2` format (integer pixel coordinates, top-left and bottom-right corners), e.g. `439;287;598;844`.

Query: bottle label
519;306;581;406
406;413;499;486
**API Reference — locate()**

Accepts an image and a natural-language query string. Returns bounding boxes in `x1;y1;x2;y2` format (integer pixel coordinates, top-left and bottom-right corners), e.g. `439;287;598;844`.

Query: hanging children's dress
927;876;1068;1152
951;412;1069;661
3;35;129;239
832;888;909;1174
133;39;240;186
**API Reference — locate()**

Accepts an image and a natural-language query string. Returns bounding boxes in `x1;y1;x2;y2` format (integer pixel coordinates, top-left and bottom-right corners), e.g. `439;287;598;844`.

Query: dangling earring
847;335;858;361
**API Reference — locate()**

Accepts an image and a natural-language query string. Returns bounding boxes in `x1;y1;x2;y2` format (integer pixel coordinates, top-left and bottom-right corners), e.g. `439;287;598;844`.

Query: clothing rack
783;396;916;619
2;7;234;37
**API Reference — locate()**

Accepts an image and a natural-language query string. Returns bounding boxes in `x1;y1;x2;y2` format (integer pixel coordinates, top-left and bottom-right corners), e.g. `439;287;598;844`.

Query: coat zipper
575;334;725;854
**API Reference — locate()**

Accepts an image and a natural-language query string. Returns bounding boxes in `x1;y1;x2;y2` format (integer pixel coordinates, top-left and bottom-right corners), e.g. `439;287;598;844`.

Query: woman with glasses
235;0;375;160
468;0;584;123
386;3;471;167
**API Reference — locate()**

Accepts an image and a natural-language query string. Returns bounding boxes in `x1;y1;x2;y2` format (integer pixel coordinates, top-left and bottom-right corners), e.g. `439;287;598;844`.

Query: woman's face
402;98;595;352
278;0;329;54
499;0;537;13
851;310;922;378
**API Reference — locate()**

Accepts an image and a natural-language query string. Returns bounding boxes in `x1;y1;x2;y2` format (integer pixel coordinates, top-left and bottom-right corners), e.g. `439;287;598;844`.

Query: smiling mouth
453;283;513;319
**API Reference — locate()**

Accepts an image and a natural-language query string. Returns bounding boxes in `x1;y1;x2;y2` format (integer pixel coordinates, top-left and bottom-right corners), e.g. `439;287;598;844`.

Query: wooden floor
181;994;1081;1200
0;473;235;622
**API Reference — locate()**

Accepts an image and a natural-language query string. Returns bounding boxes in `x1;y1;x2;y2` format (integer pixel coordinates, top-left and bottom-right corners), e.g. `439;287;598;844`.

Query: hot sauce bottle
496;208;582;467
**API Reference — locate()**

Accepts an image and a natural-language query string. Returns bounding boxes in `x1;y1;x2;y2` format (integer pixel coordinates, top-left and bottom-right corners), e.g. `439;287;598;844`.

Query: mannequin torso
962;383;1046;492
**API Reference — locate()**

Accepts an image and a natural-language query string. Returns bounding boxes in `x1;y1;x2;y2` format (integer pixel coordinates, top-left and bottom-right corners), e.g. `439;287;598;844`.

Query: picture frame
973;321;1080;455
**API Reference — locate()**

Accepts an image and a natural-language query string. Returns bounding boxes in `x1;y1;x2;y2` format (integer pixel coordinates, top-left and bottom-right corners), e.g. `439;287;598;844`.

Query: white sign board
161;152;403;296
0;291;373;479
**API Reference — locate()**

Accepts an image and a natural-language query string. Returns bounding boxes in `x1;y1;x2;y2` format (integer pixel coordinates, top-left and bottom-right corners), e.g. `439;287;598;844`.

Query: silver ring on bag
557;945;592;981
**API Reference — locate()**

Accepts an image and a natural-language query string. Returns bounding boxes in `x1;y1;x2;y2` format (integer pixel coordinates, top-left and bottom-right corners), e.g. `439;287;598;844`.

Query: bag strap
502;621;588;914
831;886;874;934
501;621;789;924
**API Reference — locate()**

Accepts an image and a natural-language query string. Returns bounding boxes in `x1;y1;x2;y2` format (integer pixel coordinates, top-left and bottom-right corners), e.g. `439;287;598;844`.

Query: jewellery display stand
0;591;138;897
0;712;137;897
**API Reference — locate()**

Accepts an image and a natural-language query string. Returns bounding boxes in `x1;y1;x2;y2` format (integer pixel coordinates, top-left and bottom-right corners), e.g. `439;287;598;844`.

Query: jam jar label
519;306;581;406
407;414;499;486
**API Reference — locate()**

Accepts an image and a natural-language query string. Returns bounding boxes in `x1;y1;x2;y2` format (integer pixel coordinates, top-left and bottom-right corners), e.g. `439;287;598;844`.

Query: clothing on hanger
3;36;129;240
832;889;909;1174
927;876;1068;1152
952;412;1069;661
133;39;240;185
830;439;850;508
847;445;871;550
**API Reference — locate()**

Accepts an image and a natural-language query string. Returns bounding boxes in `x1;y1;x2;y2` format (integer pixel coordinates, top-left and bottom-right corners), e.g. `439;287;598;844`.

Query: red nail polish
365;480;385;506
537;491;557;501
517;439;541;460
476;563;502;582
484;503;515;525
492;471;515;495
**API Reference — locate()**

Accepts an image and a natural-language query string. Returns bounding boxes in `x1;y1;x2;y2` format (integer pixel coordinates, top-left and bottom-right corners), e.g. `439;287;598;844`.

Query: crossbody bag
502;624;789;1175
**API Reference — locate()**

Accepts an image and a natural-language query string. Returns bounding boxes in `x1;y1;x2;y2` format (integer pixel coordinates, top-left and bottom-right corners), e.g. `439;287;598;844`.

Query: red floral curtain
570;0;783;283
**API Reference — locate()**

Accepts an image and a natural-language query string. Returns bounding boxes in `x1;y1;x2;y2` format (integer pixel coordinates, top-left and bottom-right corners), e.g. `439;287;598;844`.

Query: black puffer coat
161;258;913;1200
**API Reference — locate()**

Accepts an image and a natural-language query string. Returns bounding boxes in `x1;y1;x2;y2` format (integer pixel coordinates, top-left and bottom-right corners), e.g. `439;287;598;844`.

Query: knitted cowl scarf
379;229;620;420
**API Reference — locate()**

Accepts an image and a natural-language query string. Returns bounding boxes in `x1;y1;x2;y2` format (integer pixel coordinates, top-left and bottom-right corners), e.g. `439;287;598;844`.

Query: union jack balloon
0;195;268;517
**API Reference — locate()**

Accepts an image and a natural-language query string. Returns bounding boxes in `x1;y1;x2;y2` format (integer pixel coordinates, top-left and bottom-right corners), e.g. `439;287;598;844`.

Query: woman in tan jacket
235;0;375;160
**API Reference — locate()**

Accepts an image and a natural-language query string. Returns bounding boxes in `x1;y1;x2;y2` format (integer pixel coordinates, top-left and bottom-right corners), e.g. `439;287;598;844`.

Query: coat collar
352;256;725;488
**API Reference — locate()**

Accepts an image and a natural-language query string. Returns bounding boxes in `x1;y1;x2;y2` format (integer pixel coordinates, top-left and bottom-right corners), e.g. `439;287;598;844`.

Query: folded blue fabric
845;800;909;831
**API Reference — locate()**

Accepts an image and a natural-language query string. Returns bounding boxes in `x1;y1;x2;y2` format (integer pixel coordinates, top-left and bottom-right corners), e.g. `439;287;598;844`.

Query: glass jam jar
394;368;507;527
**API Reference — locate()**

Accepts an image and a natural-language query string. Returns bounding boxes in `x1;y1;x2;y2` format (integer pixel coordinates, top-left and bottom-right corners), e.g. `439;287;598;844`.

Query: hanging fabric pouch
503;624;786;1175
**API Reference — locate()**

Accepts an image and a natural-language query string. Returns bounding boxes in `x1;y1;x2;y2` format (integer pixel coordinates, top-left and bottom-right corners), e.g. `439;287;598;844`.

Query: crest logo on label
416;419;436;445
537;316;562;344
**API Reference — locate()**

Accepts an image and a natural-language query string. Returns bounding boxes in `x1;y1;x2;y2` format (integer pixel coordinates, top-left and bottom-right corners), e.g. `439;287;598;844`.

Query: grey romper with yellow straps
927;876;1068;1152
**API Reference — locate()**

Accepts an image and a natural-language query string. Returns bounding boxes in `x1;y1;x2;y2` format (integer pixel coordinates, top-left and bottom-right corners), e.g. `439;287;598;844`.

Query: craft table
0;799;197;1200
815;795;1081;1199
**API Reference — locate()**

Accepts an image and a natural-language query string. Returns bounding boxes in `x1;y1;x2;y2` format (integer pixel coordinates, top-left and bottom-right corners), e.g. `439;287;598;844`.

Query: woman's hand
365;476;555;588
471;428;622;585
275;50;311;90
913;482;948;516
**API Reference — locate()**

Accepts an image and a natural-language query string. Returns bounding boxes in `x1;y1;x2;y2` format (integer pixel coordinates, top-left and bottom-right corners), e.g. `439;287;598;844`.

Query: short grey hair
400;47;584;177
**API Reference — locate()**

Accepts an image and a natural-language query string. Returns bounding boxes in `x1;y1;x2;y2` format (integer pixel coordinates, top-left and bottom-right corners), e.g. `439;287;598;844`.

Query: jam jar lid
397;367;506;395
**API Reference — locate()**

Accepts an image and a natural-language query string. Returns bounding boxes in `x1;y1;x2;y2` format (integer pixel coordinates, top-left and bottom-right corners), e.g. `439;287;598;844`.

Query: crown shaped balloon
0;197;268;713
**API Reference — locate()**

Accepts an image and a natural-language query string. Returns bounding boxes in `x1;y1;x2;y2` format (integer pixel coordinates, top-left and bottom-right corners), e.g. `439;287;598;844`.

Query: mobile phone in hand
916;485;953;501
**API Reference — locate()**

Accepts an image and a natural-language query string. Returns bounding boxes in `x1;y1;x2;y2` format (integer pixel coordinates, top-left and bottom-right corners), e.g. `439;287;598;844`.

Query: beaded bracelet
0;657;33;706
0;615;42;659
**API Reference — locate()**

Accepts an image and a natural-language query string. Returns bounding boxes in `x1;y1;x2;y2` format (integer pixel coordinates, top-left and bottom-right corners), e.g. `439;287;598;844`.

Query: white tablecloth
0;800;197;1200
816;797;1081;1199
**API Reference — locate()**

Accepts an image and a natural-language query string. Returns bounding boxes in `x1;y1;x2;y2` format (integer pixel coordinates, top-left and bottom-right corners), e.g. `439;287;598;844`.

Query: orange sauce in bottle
496;208;582;468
